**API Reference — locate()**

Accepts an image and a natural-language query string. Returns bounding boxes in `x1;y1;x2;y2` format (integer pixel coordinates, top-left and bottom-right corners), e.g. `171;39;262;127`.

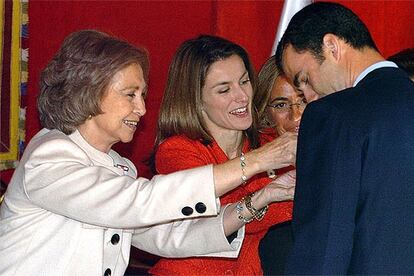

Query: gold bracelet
235;199;253;223
254;205;269;221
244;193;269;221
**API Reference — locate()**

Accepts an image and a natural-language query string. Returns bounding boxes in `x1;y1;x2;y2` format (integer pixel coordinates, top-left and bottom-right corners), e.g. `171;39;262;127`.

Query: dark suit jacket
286;67;414;274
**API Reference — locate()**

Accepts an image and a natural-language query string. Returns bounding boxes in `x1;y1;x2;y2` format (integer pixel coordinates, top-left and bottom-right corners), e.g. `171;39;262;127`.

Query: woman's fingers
266;170;296;201
251;132;298;171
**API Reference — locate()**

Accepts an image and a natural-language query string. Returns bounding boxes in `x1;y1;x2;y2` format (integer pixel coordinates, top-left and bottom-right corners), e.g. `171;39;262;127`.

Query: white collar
353;61;398;87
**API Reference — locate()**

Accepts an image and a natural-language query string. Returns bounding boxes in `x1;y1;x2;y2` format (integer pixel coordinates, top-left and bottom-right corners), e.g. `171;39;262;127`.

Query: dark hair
276;2;378;70
38;29;149;134
150;35;259;172
388;48;414;78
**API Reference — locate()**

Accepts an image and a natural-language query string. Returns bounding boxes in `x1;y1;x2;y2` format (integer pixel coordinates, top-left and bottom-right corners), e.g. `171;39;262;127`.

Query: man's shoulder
355;67;414;96
304;67;414;131
306;87;356;115
313;67;412;110
354;67;414;104
359;66;409;84
300;87;368;134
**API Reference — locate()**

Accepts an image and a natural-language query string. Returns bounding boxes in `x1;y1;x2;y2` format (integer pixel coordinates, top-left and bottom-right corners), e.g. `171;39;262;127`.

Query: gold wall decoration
0;0;27;170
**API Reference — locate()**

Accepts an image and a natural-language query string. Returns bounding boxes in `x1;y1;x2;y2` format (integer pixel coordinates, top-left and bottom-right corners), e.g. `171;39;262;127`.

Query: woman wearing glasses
149;35;298;275
255;55;310;275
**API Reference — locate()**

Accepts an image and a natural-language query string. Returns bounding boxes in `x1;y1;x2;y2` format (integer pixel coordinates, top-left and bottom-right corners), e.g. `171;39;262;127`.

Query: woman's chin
119;134;135;144
291;126;300;133
276;126;299;135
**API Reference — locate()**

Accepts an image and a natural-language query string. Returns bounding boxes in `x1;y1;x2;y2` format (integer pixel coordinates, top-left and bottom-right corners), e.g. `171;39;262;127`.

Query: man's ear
322;33;341;61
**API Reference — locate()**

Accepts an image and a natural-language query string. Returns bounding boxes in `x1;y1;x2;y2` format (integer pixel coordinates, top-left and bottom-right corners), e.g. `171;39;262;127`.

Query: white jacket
0;129;244;276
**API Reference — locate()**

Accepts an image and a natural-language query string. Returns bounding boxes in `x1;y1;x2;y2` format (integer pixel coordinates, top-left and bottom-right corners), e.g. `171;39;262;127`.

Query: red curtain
1;0;413;182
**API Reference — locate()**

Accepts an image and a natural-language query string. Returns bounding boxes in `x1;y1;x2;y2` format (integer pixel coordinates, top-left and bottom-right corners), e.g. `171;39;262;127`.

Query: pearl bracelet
240;152;247;185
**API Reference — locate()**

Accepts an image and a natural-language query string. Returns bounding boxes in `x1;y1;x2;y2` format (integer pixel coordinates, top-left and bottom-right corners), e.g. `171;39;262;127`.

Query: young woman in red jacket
149;35;297;276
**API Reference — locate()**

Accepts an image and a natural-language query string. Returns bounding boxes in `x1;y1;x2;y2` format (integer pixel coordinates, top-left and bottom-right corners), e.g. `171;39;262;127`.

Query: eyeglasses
267;98;307;113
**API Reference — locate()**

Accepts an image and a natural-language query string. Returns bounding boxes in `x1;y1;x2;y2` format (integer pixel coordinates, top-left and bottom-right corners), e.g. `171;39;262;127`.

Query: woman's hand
222;170;296;235
213;133;296;197
264;170;296;203
246;132;297;172
247;170;296;212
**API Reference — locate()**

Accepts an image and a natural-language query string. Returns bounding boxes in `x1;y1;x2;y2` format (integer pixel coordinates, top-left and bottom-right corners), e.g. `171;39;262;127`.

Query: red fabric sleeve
155;136;209;174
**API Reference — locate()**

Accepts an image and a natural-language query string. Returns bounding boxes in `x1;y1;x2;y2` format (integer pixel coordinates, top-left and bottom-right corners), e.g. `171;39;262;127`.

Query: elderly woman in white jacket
0;30;297;276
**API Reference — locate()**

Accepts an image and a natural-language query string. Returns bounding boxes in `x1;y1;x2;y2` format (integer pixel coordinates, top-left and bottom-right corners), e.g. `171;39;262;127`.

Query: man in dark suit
275;2;414;274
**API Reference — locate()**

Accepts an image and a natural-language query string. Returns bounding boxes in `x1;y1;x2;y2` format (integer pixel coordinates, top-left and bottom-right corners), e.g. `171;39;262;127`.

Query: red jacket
149;134;293;275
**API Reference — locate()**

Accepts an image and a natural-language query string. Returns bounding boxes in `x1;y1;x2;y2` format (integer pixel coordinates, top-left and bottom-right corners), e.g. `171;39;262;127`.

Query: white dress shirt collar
353;61;398;87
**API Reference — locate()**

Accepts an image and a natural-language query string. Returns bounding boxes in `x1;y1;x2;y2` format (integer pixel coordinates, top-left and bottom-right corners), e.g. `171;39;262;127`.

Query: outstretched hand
248;132;297;172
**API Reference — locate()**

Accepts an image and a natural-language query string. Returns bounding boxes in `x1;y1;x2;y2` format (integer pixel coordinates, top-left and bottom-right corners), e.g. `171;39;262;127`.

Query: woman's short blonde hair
255;55;282;129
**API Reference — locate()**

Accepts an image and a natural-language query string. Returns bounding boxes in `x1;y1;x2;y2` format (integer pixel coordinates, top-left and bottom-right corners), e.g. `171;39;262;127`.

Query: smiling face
78;63;147;152
267;75;307;135
201;55;253;139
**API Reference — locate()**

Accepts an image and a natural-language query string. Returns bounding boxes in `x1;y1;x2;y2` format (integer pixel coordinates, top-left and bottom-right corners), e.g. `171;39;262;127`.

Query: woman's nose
290;104;302;121
134;97;146;116
234;86;249;102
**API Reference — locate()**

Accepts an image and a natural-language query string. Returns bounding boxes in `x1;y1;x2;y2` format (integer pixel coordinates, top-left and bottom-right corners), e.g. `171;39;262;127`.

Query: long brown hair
150;35;259;172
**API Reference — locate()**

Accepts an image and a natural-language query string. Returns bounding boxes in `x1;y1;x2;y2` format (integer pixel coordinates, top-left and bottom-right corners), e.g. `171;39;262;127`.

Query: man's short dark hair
276;2;378;71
